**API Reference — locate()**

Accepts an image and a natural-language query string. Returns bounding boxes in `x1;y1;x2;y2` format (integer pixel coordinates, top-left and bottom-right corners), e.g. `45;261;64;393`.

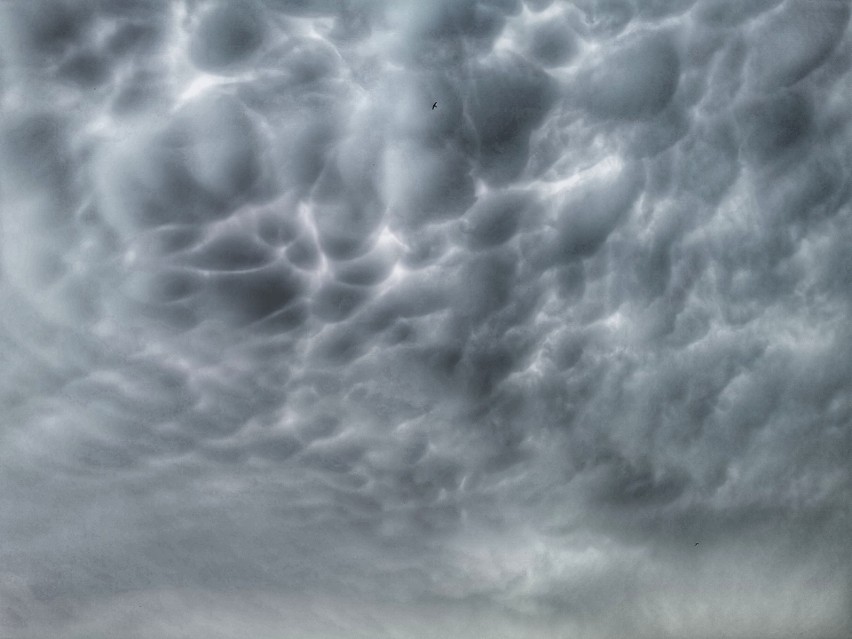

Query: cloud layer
1;1;851;637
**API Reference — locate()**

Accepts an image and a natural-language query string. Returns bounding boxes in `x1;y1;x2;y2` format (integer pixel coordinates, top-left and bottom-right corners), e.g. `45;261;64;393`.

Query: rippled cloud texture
1;1;851;637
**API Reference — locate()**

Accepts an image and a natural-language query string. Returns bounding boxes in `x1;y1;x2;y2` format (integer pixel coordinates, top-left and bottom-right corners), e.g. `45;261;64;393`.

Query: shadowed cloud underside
0;1;851;637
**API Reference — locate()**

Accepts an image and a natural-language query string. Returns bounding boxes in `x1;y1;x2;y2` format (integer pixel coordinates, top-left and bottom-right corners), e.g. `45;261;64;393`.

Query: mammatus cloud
1;0;850;637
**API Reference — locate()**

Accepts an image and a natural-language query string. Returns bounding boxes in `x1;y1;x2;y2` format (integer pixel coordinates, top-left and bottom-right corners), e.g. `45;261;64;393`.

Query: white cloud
1;0;851;637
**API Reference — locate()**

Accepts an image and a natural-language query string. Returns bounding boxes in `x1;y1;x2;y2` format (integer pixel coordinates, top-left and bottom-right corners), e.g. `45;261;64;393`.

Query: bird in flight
432;102;438;110
694;542;699;546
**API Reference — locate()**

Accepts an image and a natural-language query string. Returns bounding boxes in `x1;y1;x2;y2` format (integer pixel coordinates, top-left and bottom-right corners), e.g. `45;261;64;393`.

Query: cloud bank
1;0;850;637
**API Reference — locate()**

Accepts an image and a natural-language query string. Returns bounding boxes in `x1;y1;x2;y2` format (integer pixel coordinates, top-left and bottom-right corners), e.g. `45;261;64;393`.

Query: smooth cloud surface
1;1;851;637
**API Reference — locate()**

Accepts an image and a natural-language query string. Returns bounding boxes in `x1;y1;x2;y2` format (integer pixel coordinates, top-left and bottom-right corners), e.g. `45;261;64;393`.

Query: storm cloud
1;1;850;637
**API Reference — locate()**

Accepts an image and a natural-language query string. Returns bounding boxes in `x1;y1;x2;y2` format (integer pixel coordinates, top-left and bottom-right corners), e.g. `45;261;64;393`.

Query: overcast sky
1;0;851;637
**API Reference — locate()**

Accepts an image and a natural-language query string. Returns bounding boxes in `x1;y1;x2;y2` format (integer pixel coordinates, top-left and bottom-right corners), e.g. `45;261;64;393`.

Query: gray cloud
1;0;851;637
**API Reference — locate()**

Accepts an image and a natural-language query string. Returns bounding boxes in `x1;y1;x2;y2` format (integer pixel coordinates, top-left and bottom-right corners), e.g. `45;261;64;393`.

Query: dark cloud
189;0;266;72
1;0;851;637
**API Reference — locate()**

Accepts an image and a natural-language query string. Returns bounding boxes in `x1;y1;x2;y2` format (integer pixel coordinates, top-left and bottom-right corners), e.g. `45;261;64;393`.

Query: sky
0;0;850;637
